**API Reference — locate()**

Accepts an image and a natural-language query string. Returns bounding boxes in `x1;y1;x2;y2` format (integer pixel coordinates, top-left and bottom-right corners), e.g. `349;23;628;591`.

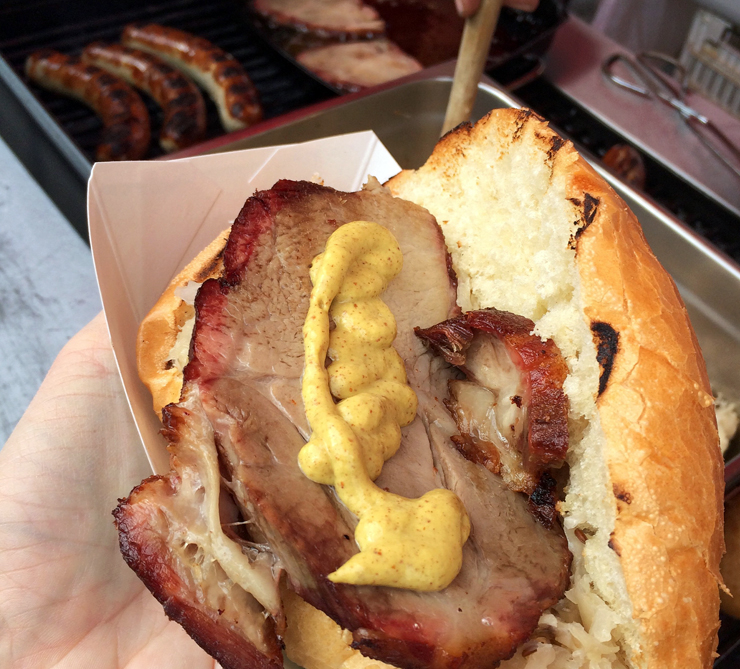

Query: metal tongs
603;51;740;180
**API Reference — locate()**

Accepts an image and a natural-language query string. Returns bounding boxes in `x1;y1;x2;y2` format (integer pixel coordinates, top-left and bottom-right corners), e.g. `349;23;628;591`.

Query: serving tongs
603;51;740;180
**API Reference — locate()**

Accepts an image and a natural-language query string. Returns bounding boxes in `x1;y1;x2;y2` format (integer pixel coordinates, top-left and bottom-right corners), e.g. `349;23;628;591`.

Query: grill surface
0;0;334;162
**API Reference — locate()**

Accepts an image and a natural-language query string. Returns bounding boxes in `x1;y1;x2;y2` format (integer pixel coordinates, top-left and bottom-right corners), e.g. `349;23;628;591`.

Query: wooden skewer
442;0;504;135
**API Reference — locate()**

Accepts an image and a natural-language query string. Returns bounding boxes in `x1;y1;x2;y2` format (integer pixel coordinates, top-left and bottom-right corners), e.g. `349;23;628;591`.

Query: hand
455;0;540;18
0;313;214;668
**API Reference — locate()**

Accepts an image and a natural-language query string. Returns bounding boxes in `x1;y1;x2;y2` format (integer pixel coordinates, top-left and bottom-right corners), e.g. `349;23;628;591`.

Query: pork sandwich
115;108;724;669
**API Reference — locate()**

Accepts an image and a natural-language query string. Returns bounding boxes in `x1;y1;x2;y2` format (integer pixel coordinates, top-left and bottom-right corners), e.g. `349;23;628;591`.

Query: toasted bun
137;228;229;416
136;109;724;668
387;108;724;668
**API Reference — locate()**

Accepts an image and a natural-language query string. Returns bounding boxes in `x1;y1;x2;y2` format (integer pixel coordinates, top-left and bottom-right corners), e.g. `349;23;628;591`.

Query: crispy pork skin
119;181;571;669
113;395;284;669
416;308;569;498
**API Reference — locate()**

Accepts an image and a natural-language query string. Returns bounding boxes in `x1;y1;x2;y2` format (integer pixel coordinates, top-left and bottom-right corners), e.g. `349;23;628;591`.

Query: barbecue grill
0;0;333;236
0;0;565;238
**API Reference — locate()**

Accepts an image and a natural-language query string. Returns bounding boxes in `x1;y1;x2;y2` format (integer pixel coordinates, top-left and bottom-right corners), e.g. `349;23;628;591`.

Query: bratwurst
82;42;206;153
122;23;262;133
25;49;150;161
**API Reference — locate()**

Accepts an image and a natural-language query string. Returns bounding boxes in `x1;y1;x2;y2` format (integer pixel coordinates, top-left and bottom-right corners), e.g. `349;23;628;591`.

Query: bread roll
136;109;724;668
387;108;724;668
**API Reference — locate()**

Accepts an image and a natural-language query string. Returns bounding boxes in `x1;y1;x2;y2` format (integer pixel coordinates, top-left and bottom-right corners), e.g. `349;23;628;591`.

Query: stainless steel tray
192;63;495;169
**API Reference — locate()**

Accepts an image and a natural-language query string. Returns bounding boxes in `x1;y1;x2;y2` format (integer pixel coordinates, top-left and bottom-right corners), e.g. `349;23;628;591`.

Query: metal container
191;64;505;169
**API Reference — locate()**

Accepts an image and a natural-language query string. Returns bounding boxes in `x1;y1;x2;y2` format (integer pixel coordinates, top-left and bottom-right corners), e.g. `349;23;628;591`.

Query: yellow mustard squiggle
300;220;470;591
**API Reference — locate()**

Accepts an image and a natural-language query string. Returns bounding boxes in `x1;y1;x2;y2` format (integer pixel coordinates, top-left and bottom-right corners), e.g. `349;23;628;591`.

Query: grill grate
0;0;334;163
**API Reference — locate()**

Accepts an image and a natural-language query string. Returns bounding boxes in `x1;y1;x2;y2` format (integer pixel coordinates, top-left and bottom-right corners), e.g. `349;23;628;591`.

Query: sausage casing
83;42;207;153
25;49;151;161
122;24;262;133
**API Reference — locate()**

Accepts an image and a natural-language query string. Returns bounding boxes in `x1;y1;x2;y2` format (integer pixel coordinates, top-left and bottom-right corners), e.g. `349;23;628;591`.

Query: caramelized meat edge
416;308;570;521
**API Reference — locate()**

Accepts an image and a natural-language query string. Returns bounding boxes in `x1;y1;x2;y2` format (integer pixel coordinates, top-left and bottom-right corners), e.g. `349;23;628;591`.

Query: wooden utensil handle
442;0;504;135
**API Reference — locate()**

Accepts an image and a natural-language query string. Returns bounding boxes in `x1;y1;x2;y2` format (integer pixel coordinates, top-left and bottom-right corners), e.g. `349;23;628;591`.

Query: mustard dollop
300;220;470;591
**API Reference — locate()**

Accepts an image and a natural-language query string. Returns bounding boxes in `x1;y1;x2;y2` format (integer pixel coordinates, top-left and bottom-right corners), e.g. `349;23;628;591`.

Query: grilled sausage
25;49;150;161
121;24;262;133
83;42;207;153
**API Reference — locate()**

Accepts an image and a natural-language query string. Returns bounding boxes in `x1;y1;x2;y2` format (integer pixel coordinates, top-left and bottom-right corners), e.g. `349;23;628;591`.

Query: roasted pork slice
114;387;284;669
253;0;385;36
296;40;423;92
416;309;570;497
117;180;571;669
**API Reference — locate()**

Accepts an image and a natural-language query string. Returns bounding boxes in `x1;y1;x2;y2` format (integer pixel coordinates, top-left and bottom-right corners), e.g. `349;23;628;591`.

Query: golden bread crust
136;228;229;417
572;155;724;668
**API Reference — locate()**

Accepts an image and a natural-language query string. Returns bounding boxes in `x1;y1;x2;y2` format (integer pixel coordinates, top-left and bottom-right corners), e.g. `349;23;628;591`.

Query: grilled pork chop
115;180;571;669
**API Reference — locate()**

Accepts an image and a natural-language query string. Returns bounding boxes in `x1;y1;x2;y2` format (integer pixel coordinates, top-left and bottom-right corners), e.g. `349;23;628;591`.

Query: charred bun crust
574;149;723;668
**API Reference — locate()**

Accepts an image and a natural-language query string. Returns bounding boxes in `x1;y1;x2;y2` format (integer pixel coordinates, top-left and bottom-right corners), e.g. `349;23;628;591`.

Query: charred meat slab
116;181;571;669
253;0;385;36
296;40;422;92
